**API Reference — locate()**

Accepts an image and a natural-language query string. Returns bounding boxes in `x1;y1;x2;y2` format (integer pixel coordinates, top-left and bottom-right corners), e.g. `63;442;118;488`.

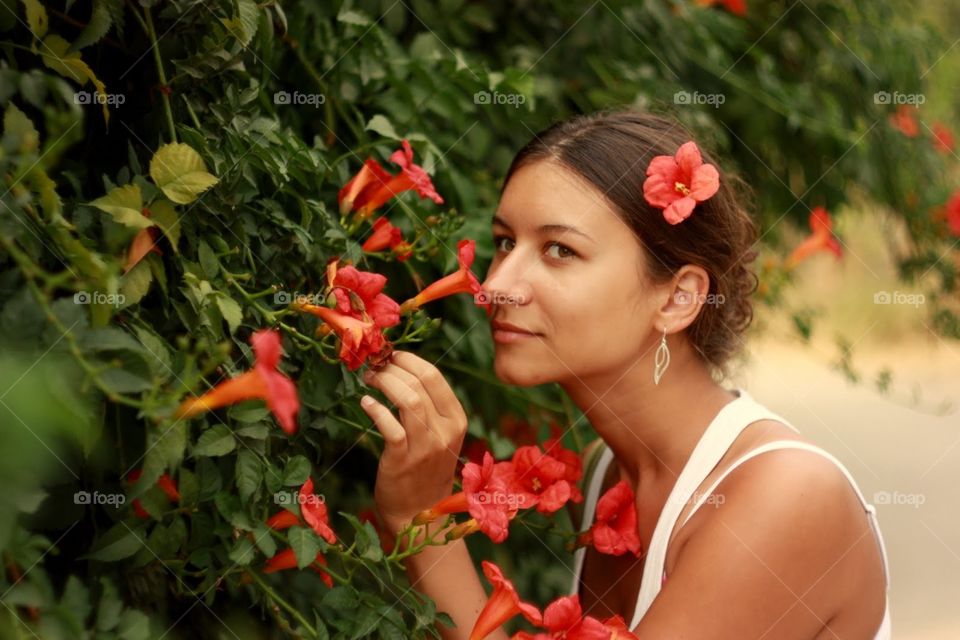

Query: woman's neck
560;340;737;491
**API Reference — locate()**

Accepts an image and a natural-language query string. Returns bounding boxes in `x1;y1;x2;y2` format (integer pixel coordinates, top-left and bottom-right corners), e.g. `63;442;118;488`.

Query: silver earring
653;326;670;385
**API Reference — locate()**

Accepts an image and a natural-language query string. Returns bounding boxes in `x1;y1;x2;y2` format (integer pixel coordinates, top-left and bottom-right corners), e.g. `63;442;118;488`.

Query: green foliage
0;0;955;638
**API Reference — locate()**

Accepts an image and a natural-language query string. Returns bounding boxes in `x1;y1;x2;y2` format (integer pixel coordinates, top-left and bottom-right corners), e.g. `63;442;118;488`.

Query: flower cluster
470;561;639;640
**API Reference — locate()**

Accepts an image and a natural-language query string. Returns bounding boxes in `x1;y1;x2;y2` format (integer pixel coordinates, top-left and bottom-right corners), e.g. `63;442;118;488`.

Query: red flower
175;330;300;435
579;480;641;557
500;442;584;515
126;470;180;519
932;122;955;154
266;510;301;531
643;141;720;225
470;560;542;640
946;191;960;237
294;303;390;371
362;216;414;261
511;594;640;640
263;547;333;588
300;477;337;545
890;105;919;137
399;239;490;314
338;140;443;220
330;264;402;329
339;158;394;216
784;206;843;269
414;451;520;543
695;0;747;16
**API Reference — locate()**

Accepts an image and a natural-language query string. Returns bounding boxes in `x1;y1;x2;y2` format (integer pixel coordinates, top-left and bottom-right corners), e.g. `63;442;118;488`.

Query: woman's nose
481;256;532;307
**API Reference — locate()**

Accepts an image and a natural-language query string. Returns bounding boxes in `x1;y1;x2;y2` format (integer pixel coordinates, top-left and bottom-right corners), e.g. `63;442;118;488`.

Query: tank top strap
630;388;797;628
676;440;892;590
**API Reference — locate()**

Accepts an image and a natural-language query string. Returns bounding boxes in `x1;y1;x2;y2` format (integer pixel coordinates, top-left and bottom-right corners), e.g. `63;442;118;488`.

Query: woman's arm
360;350;507;639
385;522;510;640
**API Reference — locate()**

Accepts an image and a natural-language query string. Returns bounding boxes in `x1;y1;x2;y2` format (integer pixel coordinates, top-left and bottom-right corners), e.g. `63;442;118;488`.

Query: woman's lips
492;327;540;344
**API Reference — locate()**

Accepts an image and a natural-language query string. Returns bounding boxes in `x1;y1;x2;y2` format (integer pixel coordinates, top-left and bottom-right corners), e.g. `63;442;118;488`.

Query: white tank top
569;387;892;637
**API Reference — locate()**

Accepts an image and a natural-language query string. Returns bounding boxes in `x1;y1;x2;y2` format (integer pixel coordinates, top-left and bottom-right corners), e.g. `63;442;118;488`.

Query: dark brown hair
501;109;759;377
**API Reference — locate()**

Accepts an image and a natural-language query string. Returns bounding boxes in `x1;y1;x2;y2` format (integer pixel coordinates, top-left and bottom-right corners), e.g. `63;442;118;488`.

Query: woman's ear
654;265;711;333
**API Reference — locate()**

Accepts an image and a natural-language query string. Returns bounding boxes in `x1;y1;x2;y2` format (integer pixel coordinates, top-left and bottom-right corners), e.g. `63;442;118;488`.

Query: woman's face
481;160;662;387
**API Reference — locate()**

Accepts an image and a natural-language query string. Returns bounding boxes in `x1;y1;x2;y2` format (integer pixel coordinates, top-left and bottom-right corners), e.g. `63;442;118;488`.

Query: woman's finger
363;364;432;442
389;351;464;423
359;395;407;463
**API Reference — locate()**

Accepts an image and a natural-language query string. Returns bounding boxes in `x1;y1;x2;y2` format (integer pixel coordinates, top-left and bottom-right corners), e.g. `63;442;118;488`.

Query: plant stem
142;7;177;143
248;570;319;638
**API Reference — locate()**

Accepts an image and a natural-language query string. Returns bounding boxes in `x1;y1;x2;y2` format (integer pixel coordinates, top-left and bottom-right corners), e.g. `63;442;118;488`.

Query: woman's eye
493;235;514;252
545;242;576;260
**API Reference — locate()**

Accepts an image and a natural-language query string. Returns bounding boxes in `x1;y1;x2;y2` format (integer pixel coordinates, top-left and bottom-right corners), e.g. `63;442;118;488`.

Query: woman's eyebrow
492;215;596;244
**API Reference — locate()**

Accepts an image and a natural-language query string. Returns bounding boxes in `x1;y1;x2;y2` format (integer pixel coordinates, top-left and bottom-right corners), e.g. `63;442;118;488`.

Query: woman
358;110;891;638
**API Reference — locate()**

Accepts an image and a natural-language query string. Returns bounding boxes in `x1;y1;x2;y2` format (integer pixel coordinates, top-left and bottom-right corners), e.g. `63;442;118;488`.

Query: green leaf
216;294;243;335
228;537;256;565
117;608;151;640
119;260;154;307
222;0;259;46
79;327;145;353
90;184;151;229
365;114;400;140
252;523;276;558
288;526;318;569
98;367;153;393
95;577;122;631
3;103;39;153
147;199;180;252
139;421;187;497
20;0;48;39
193;424;236;457
198;240;219;278
150;142;219;205
235;449;261;501
337;7;372;26
85;523;143;562
282;455;310;486
69;0;115;52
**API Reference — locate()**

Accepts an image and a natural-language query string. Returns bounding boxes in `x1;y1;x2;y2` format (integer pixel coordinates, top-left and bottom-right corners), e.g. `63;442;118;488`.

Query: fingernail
360;395;374;407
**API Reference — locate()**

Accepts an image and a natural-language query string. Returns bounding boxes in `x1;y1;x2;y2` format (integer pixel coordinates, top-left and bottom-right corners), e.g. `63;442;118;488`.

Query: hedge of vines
0;0;956;638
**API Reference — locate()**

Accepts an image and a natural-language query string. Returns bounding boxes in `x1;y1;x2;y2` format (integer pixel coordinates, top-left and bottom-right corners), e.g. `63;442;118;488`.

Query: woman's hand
359;350;468;534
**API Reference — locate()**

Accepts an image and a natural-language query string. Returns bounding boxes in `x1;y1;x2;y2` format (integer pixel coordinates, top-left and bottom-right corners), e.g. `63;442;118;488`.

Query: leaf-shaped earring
653;326;670;385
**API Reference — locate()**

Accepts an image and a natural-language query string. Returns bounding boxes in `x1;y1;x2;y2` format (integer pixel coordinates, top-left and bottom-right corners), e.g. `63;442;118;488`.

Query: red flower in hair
643;141;719;225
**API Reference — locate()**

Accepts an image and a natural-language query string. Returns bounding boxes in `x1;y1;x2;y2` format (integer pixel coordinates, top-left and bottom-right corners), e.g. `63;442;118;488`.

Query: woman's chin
493;353;551;387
